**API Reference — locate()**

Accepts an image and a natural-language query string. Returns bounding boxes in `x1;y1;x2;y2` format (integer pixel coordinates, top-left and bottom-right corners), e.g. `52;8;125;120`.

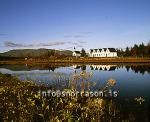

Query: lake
0;64;150;97
0;63;150;121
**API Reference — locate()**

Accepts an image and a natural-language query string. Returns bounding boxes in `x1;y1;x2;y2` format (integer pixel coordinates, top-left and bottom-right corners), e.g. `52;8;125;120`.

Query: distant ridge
0;49;72;58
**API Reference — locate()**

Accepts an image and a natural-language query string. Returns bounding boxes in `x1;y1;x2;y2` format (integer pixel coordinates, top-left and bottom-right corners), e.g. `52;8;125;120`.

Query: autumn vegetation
0;71;148;121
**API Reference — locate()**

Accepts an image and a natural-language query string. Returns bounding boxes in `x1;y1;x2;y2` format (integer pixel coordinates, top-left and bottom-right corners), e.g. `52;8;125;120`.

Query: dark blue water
1;64;150;121
0;64;150;101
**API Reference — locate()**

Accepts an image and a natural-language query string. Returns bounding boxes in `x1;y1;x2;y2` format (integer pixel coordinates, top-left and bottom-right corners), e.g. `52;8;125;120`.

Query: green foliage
49;50;55;56
81;48;86;57
125;47;130;57
123;42;150;57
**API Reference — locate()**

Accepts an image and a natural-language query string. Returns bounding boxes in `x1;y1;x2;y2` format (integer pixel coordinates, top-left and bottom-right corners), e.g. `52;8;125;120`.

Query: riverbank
0;57;150;64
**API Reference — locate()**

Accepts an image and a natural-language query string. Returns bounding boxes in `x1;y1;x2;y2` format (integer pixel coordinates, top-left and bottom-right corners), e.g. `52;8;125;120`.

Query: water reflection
90;65;117;71
125;65;150;74
72;65;86;71
1;64;150;75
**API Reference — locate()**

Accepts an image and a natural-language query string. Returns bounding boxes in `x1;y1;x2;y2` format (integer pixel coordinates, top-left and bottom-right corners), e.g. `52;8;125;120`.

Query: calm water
0;64;150;99
1;64;150;121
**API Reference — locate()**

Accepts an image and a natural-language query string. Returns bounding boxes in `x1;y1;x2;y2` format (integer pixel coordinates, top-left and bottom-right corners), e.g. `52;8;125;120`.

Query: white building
90;65;117;71
72;51;81;57
89;48;117;57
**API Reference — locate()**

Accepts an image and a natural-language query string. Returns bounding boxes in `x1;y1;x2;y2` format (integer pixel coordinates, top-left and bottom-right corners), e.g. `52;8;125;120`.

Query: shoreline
0;57;150;64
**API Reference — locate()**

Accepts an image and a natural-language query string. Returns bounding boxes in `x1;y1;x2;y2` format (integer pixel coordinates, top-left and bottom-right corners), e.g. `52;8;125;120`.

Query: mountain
0;49;72;58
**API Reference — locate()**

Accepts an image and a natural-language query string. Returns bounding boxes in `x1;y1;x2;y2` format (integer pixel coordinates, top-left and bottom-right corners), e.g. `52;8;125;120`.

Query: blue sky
0;0;150;52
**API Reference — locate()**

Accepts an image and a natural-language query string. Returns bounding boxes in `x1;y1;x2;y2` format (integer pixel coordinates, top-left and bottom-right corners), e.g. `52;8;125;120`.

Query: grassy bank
0;57;150;64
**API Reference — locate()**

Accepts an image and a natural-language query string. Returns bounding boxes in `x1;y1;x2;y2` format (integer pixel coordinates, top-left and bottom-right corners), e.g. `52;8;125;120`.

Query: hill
0;49;72;58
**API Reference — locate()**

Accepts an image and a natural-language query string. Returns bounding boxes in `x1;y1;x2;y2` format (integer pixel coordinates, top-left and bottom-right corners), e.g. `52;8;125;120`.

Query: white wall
89;49;117;57
72;52;81;57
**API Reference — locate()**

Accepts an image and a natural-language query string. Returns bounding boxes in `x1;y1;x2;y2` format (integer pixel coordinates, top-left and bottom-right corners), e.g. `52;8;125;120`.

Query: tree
116;48;124;57
133;44;138;56
139;42;145;57
125;47;130;57
81;48;86;57
123;42;150;57
131;48;137;57
146;41;150;56
49;50;55;56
